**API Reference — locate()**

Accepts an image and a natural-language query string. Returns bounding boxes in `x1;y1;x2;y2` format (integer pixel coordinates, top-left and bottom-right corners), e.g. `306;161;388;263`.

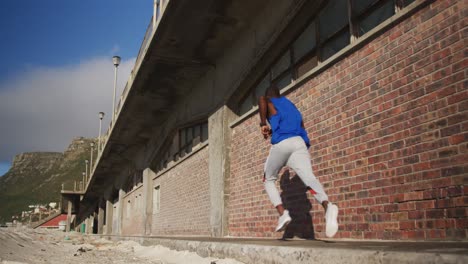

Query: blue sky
0;0;154;176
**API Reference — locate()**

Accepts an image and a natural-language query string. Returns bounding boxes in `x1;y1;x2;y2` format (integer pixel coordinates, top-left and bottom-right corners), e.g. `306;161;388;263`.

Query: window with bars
238;0;417;115
155;122;208;172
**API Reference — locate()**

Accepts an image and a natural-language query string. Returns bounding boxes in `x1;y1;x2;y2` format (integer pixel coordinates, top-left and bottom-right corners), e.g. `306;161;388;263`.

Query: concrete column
91;214;95;234
97;201;105;234
116;189;126;235
208;105;235;237
105;200;113;235
143;168;156;235
66;200;72;232
84;218;89;233
86;216;94;234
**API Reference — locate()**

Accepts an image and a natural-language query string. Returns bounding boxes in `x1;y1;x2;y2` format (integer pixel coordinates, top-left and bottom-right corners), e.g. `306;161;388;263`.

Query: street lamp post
112;56;121;123
82;172;85;191
85;160;89;183
90;142;94;174
98;112;105;154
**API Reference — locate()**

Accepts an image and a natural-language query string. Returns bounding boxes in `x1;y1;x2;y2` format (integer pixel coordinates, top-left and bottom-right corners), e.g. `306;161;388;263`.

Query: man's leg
286;138;339;238
264;143;292;232
264;144;289;210
286;145;328;205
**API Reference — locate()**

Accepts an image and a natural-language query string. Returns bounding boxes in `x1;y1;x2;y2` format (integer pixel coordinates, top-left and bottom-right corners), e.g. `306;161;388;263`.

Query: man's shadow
280;169;315;240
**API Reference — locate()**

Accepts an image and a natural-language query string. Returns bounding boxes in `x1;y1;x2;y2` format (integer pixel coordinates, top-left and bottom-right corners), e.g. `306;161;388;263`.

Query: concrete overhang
60;191;84;215
77;0;271;220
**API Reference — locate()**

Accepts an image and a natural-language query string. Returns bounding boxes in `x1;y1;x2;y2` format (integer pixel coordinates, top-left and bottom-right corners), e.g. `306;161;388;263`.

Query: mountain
0;137;96;223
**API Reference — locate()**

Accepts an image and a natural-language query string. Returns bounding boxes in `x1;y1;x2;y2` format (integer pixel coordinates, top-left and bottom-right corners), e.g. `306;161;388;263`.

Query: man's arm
258;96;270;139
259;96;268;126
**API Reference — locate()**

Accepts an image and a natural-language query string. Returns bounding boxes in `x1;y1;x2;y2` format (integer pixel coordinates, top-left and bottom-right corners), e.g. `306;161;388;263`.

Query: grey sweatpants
264;136;328;207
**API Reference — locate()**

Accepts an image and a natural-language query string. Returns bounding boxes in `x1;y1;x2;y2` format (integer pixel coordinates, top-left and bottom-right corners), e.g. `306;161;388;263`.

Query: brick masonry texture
122;186;144;235
151;146;210;236
229;1;467;240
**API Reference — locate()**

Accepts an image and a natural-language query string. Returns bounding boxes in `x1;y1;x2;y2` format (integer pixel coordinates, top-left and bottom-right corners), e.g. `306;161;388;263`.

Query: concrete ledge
96;235;468;264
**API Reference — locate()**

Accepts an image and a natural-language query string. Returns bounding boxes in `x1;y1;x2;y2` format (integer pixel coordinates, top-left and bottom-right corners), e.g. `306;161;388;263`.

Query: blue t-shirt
268;97;310;148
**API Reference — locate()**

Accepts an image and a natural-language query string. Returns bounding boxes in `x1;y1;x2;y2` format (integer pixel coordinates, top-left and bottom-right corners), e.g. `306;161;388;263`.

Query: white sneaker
275;210;292;232
325;203;339;238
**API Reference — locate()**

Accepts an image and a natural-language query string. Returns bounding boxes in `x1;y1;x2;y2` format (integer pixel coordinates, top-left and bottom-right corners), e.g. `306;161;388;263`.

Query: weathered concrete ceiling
78;0;271;220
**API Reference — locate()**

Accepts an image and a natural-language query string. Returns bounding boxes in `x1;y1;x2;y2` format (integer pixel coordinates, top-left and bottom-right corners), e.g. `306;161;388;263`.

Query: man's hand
261;125;271;139
259;96;273;139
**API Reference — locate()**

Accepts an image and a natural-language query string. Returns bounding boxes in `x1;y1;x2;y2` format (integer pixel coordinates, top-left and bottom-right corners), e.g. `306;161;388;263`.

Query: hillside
0;137;96;223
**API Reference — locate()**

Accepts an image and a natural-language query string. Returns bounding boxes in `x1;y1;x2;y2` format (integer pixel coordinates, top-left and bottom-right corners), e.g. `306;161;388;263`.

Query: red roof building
37;214;68;229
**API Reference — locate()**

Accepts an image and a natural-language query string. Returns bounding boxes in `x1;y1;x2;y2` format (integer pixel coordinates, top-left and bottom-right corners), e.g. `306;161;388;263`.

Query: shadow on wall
280;169;315;240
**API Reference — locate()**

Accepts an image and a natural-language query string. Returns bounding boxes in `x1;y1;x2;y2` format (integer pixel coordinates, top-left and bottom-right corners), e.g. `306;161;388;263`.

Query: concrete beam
66;200;72;232
105;200;113;235
143;168;156;235
208;106;236;237
86;215;94;234
116;189;126;235
85;218;90;234
97;201;105;235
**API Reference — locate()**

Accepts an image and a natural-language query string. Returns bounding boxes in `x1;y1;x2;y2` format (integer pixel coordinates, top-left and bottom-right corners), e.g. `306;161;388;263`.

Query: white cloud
0;57;135;162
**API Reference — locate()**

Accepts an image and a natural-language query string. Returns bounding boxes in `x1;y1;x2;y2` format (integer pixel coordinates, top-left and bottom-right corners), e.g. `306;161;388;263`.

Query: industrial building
62;0;467;241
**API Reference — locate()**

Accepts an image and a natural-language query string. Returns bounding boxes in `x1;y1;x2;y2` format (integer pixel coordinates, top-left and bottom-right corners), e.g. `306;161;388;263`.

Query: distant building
64;0;467;241
35;214;68;229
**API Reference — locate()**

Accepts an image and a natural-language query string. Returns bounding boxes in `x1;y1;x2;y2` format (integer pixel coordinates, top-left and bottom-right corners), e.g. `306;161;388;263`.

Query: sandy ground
0;227;245;264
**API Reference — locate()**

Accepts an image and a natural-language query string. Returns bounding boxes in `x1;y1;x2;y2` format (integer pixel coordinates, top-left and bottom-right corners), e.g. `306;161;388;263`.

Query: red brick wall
122;186;144;235
229;1;467;240
151;146;210;236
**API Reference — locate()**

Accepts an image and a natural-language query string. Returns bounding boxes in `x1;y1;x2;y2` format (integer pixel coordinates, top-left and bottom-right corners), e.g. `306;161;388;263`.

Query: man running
258;85;339;238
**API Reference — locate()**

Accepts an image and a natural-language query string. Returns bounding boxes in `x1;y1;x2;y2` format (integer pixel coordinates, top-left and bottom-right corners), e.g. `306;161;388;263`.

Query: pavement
97;235;468;264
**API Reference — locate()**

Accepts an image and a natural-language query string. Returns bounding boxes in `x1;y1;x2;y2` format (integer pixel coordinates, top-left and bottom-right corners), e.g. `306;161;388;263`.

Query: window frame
237;0;420;116
155;121;208;173
351;0;396;38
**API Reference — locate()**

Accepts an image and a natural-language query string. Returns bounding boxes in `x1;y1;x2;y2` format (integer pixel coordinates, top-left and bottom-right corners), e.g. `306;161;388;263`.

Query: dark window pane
180;129;186;147
254;75;270;100
201;123;209;142
271;50;291;79
296;55;318;77
185;127;193;143
170;132;179;156
274;72;292;90
193;125;201;145
319;0;348;42
359;0;395;35
352;0;379;15
185;143;192;153
403;0;415;7
293;21;317;63
321;30;350;60
239;93;254;115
